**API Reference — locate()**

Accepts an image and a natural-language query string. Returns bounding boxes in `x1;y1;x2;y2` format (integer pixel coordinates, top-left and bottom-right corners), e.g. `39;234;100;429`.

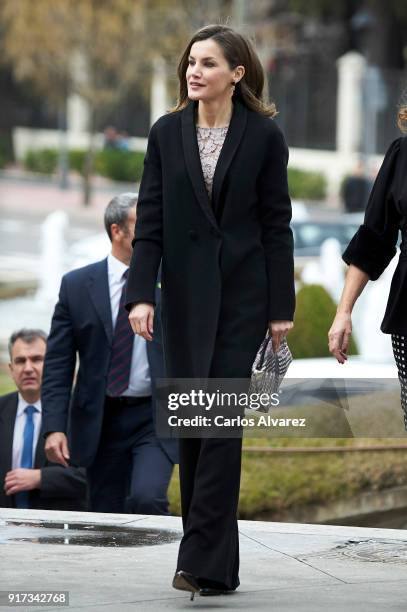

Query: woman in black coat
126;24;295;598
329;107;407;430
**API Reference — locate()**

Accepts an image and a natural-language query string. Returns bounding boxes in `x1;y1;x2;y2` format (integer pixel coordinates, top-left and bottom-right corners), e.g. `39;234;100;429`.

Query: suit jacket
41;257;178;467
0;392;87;510
125;98;296;379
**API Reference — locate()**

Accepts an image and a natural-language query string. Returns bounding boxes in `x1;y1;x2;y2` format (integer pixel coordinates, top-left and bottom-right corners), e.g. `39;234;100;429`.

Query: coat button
210;227;220;237
189;230;198;240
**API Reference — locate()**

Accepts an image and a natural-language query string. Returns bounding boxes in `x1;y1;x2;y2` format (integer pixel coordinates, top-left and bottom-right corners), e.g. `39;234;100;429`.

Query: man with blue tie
0;329;87;510
42;193;178;513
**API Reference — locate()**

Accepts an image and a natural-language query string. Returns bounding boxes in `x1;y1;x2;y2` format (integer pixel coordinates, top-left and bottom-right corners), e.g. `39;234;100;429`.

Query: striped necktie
15;405;37;509
106;269;134;397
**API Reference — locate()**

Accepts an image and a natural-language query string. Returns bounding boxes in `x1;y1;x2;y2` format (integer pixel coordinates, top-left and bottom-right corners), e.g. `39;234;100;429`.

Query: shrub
69;149;87;175
95;149;145;182
289;284;358;358
0;134;13;168
288;168;327;200
23;149;58;174
0;150;6;169
22;147;146;182
123;151;145;183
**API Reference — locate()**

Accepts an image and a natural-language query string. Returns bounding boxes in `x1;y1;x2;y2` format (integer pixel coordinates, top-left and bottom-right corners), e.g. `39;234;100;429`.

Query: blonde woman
329;106;407;429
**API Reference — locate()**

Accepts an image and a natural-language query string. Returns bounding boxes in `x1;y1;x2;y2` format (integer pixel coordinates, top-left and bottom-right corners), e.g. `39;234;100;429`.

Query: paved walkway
1;508;407;611
0;173;135;222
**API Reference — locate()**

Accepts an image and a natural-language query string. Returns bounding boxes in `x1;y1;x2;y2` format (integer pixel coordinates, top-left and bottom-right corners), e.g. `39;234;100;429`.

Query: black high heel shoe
172;570;201;601
199;586;233;596
198;577;234;596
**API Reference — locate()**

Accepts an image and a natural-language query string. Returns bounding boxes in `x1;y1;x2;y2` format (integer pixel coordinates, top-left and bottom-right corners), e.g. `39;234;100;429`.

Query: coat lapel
181;98;247;226
181;100;218;230
212;99;247;219
86;258;113;344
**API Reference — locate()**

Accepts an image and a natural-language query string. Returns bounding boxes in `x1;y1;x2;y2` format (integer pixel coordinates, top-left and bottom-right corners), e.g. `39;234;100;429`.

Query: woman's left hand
268;320;294;352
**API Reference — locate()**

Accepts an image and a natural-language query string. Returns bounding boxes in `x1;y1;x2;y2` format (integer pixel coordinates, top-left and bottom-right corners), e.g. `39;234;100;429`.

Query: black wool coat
125;98;296;379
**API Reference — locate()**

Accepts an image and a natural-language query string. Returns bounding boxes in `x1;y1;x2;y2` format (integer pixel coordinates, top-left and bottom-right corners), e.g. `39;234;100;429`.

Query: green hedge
0;150;6;169
288;167;327;200
68;149;87;175
0;134;13;168
22;149;326;196
289;284;358;358
95;149;145;182
23;149;58;174
22;147;145;182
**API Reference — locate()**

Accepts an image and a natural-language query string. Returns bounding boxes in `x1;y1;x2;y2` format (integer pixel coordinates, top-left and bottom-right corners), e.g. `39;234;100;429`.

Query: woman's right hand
328;311;352;364
129;303;154;341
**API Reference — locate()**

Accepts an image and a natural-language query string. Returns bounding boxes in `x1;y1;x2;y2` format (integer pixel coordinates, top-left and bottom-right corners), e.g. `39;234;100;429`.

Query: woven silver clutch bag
248;333;293;412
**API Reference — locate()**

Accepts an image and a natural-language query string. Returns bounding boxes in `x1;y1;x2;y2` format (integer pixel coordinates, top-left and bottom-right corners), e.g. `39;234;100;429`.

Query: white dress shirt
107;253;151;396
12;395;42;470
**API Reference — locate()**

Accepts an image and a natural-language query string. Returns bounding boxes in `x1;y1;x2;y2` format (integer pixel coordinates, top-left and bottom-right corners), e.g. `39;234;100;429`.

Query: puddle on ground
0;520;181;547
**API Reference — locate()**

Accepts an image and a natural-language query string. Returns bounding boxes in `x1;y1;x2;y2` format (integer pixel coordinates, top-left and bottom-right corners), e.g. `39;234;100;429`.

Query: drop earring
231;80;236;94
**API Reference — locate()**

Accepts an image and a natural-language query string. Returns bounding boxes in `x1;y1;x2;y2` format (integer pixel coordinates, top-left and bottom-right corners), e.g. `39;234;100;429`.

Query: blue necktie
106;269;134;397
15;405;37;509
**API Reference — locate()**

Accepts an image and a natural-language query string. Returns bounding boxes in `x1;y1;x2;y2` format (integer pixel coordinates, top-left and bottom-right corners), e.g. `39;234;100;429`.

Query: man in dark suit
341;161;373;213
42;193;178;514
0;329;87;510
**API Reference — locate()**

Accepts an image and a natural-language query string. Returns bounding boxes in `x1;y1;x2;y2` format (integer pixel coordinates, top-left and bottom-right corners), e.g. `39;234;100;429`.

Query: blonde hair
398;106;407;133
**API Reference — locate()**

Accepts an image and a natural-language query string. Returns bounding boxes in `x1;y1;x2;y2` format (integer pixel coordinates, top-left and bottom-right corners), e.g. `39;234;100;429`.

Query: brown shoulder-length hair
170;24;277;117
398;105;407;133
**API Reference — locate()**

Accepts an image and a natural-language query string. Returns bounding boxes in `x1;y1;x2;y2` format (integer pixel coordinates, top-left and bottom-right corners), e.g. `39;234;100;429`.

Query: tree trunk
82;106;96;207
57;101;69;190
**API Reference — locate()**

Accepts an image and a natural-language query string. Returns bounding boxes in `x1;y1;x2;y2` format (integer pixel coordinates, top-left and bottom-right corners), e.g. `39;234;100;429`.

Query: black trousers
176;436;242;590
87;396;173;514
174;294;268;589
174;359;253;590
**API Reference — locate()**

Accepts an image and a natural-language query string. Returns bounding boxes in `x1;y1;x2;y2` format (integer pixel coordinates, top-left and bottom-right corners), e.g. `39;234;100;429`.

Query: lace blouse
196;125;229;200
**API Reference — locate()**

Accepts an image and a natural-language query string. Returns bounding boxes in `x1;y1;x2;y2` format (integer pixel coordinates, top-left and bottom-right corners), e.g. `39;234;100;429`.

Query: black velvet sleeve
342;138;402;280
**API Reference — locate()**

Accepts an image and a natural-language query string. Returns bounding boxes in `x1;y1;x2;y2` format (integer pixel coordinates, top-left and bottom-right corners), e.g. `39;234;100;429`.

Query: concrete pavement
1;508;407;611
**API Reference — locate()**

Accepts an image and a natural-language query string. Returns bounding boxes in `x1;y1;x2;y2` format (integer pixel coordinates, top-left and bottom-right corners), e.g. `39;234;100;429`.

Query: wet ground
0;519;180;548
1;508;407;611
